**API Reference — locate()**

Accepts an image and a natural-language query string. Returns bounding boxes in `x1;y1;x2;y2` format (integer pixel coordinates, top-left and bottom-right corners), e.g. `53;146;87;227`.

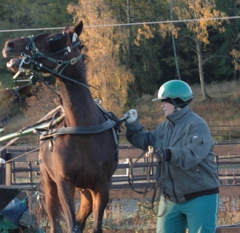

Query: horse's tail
17;184;47;232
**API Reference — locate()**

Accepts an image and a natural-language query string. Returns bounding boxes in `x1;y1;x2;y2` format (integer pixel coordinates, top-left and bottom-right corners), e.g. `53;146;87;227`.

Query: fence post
129;158;133;180
0;148;6;184
215;155;219;177
5;162;12;185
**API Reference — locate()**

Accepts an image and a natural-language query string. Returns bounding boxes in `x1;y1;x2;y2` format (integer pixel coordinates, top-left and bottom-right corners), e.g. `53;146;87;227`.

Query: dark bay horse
2;21;118;233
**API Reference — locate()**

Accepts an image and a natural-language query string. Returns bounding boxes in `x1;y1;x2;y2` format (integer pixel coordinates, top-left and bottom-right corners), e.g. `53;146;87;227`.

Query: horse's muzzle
6;58;21;72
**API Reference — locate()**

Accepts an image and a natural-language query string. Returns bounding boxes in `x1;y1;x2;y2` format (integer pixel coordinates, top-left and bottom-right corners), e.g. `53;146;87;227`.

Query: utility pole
170;0;181;80
127;0;132;66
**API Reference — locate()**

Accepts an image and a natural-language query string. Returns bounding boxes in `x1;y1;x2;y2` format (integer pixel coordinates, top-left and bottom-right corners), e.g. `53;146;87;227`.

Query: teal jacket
126;106;220;203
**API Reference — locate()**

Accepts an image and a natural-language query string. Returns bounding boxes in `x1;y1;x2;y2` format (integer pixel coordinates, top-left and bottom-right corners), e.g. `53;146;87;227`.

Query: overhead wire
0;15;240;33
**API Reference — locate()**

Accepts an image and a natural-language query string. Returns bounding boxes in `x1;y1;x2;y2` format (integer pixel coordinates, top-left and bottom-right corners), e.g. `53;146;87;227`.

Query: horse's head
2;21;84;75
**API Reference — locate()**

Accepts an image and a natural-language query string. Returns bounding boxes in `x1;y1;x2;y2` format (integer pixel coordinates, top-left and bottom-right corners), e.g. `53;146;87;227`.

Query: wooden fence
1;143;240;232
210;125;240;140
1;143;240;194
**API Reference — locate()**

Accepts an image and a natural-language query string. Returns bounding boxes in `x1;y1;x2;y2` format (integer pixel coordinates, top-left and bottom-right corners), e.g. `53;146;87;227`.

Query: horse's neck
58;79;101;127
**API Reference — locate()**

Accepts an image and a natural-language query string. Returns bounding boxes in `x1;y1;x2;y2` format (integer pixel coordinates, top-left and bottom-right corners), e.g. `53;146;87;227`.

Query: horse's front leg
76;189;93;230
57;179;82;233
91;183;110;233
40;170;62;233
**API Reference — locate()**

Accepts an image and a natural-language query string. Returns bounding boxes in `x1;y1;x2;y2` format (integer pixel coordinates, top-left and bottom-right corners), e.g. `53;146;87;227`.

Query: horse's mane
82;54;90;67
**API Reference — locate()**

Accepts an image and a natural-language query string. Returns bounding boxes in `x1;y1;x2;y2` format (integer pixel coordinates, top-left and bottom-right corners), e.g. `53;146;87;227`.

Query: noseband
17;32;90;90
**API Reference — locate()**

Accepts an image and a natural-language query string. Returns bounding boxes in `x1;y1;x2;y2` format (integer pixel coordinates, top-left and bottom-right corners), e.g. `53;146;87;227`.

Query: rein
128;146;167;216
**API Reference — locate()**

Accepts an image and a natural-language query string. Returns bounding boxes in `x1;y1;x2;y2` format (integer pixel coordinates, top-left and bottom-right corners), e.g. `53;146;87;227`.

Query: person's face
161;101;175;117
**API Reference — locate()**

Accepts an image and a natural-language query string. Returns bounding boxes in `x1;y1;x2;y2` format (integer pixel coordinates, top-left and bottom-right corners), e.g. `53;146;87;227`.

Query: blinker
48;33;66;52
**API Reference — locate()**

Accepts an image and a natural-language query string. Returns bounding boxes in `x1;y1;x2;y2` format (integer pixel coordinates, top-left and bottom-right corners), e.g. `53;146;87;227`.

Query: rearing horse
2;21;119;233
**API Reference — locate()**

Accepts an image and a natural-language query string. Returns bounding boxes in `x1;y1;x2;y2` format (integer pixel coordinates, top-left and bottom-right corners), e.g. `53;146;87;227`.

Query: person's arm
168;122;214;170
124;109;155;150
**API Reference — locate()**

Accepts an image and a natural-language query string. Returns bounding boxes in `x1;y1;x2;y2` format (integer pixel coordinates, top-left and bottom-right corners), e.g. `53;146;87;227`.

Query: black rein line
128;147;163;213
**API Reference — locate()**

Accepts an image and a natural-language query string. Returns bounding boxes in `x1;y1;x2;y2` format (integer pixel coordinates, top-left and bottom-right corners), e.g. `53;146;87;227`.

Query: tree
171;0;229;99
67;0;134;115
223;0;240;77
201;0;240;81
106;0;172;105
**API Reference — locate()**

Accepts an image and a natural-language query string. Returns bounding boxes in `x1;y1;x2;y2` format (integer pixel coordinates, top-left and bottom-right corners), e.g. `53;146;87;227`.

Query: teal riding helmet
152;80;193;107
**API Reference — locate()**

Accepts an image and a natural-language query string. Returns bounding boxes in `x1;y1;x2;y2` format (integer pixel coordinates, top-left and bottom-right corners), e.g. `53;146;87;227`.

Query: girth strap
40;119;116;140
55;119;115;135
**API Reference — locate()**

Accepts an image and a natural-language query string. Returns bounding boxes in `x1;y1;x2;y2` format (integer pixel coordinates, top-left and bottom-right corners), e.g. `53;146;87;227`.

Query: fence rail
209;125;240;140
118;125;240;141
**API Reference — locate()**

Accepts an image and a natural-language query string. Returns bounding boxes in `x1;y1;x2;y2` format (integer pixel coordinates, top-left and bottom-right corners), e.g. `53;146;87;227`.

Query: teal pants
156;194;219;233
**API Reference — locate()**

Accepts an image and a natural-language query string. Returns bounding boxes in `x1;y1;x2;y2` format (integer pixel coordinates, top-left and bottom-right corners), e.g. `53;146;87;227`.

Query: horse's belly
40;140;117;189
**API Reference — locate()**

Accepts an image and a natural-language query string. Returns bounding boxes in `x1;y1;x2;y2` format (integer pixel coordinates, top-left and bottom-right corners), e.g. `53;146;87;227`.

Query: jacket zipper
166;127;186;203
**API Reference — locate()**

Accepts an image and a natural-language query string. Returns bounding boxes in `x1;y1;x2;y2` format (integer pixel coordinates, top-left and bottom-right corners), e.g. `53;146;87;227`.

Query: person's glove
0;158;5;164
155;148;171;162
124;109;138;123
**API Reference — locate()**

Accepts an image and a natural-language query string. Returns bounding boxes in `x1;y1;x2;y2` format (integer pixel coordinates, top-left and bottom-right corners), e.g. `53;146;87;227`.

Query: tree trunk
196;39;210;99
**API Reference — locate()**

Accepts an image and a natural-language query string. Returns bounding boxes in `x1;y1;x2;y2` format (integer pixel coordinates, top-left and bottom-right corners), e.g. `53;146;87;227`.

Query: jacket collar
167;105;190;125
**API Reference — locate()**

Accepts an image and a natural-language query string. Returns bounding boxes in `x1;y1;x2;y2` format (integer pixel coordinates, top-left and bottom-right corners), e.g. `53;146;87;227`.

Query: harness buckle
34;47;39;53
22;55;31;65
53;60;63;72
58;60;63;65
146;146;154;157
67;46;71;53
70;58;77;65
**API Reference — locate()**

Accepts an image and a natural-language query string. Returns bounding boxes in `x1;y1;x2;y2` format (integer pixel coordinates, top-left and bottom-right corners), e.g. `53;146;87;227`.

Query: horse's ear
64;24;71;31
74;21;83;37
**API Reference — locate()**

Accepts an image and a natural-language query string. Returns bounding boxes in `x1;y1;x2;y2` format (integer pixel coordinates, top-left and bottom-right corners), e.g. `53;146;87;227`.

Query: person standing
124;80;220;233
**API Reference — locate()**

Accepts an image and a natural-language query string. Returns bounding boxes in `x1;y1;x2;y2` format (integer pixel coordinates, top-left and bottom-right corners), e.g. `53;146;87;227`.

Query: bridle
16;31;90;91
12;31;119;142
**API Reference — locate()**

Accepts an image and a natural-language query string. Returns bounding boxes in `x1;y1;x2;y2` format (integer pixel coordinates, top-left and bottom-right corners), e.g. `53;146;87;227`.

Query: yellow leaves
161;23;180;39
174;0;228;44
134;24;155;46
67;0;134;115
230;49;240;59
230;49;240;71
135;22;180;47
141;24;155;39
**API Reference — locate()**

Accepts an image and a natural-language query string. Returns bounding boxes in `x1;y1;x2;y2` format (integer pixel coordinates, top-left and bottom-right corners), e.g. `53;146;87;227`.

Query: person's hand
124;109;138;123
155;148;171;162
0;158;5;164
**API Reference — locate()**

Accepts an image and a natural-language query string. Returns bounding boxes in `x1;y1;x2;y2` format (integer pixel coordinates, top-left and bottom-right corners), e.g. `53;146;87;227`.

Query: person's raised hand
124;109;138;123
